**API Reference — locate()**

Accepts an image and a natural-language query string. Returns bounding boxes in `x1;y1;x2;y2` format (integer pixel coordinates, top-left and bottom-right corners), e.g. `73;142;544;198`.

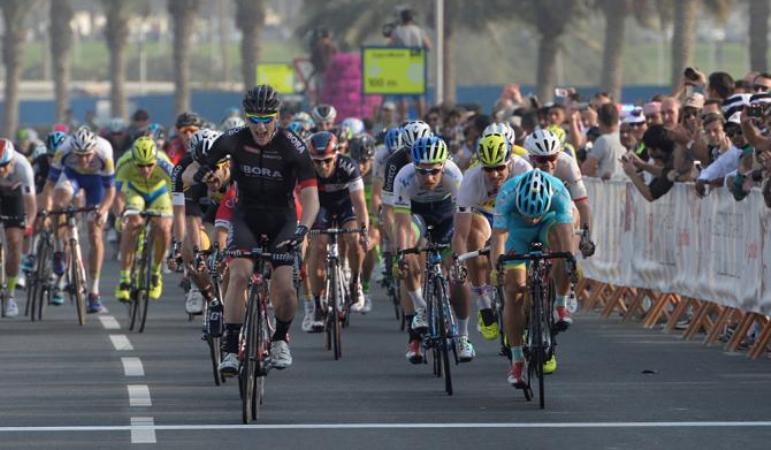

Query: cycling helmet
220;116;245;131
525;129;561;156
108;117;126;133
0;138;15;165
188;129;223;164
477;133;511;167
311;104;337;124
340;117;365;136
545;124;567;145
243;84;281;115
72;126;98;154
293;111;315;129
46;131;68;154
146;123;166;142
175;111;203;129
514;169;554;218
401;120;433;149
384;127;404;153
131;136;158;165
308;131;338;158
411;136;448;165
349;134;376;162
483;122;516;148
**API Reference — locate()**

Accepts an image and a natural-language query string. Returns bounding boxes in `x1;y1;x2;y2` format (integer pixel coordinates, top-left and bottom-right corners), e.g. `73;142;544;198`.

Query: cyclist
311;104;337;132
194;84;319;375
491;169;575;388
524;129;595;257
165;112;203;165
349;133;379;313
41;126;115;313
305;131;369;331
170;129;226;315
453;133;532;344
0;139;36;317
386;136;465;363
220;116;245;132
113;137;174;303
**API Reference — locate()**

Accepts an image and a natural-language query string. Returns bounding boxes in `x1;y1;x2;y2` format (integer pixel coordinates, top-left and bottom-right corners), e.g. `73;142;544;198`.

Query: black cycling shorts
312;196;356;230
0;189;26;229
412;197;454;245
227;206;297;267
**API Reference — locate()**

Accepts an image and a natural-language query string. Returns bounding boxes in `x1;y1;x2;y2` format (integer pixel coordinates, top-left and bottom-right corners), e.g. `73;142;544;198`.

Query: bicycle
125;210;164;333
454;246;509;359
498;242;577;409
229;243;294;423
309;227;363;360
193;242;226;386
399;233;458;396
47;206;95;326
24;214;55;322
380;249;404;329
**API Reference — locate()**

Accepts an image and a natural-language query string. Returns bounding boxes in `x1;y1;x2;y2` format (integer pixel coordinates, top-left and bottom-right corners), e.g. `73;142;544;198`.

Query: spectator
643;101;663;126
580;105;599;129
695;112;748;197
660;97;680;130
706;71;734;101
373;101;399;131
621;125;676;201
589;92;612;110
581;103;626;180
700;113;731;166
124;108;150;153
389;8;431;119
703;99;722;115
547;104;566;127
424;107;443;135
621;107;648;160
752;72;771;94
454;114;490;170
493;83;524;120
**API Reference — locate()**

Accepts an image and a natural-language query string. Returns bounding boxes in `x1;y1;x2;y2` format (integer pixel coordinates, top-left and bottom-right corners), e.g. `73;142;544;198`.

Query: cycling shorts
411;197;454;245
0;188;25;228
54;168;107;207
123;183;173;218
313;196;356;230
227;206;297;268
502;211;562;270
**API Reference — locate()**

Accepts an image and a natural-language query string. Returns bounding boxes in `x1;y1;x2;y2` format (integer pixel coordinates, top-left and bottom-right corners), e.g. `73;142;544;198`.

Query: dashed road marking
127;385;152;407
98;315;121;330
109;334;133;351
121;357;145;377
130;417;156;444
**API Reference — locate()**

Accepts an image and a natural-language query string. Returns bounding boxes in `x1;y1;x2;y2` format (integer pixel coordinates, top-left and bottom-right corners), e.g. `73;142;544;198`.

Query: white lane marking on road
127;385;152;407
121;358;145;377
109;334;133;351
130;417;156;444
98;315;121;330
4;421;771;432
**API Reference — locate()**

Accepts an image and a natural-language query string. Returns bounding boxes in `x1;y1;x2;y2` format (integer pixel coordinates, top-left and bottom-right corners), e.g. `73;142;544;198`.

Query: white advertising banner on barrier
582;179;770;315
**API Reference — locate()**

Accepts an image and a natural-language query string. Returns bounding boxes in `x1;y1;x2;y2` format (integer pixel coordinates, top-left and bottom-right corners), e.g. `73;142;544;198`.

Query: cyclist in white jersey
453;133;531;343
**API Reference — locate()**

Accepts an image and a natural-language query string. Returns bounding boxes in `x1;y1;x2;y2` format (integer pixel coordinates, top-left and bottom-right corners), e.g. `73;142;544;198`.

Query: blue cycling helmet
514;169;554;218
411;136;448;165
384;127;403;153
146;123;166;142
46;131;68;154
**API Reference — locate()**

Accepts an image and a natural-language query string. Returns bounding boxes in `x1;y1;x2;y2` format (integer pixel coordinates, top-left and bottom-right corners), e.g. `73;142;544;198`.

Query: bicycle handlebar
220;247;296;263
498;250;576;264
308;227;366;236
456;246;491;263
46;206;98;216
398;243;451;256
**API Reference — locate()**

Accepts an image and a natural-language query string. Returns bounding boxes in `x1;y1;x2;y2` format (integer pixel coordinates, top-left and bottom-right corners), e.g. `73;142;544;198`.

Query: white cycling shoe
270;340;292;369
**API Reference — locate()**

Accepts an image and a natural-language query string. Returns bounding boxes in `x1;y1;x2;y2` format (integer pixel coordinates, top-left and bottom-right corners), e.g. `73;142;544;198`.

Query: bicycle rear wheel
434;277;453;396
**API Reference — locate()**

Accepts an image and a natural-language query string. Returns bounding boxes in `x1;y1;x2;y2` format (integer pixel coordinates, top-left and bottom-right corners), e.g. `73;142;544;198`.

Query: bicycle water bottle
208;299;223;338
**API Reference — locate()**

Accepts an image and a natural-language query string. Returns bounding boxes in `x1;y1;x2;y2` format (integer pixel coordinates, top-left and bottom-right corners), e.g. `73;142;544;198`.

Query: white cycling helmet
525;129;561;156
400;120;433;149
483;122;516;149
340;117;365;135
188;129;223;163
72;126;98;154
311;104;337;124
220;116;245;131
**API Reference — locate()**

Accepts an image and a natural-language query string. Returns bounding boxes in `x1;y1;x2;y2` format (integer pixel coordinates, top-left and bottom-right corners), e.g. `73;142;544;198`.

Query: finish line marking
4;421;771;432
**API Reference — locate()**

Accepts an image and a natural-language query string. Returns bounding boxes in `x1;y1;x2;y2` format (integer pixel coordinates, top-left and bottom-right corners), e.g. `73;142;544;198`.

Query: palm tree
669;0;731;87
102;0;134;119
749;0;769;72
597;0;632;101
234;0;266;90
1;0;35;136
168;0;201;115
50;0;74;123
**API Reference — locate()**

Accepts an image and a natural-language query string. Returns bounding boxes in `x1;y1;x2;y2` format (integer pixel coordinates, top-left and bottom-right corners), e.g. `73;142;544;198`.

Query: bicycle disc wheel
435;277;453;396
241;292;259;423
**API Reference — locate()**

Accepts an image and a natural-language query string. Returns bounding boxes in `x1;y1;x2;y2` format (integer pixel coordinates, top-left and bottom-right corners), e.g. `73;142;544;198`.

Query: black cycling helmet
175;111;203;129
349;134;375;162
243;84;281;115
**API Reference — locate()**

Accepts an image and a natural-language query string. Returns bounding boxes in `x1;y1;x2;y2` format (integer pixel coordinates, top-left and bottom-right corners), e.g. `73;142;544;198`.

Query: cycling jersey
31;154;52;194
387;160;463;212
525;152;588;201
457;157;532;221
164;136;187;166
493;171;574;257
317;154;364;206
171;154;230;222
48;135;115;186
381;148;411;206
1;151;35;196
200;127;316;212
115;150;174;193
373;144;398;182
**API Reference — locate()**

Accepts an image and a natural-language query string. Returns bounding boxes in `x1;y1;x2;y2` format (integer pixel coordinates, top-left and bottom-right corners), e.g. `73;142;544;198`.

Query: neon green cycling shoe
543;354;557;375
149;273;163;300
115;281;131;303
477;310;500;341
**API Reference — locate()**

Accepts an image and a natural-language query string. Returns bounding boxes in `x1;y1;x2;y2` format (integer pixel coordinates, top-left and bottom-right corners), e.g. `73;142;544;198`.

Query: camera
382;22;395;38
554;88;568;98
684;67;699;82
748;103;766;118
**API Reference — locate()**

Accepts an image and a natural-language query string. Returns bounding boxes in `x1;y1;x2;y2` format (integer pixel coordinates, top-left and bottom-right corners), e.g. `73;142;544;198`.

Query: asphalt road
1;257;771;449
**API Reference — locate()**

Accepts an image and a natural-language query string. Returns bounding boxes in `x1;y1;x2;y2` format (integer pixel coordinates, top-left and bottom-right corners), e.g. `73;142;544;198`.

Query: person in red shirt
165;112;203;165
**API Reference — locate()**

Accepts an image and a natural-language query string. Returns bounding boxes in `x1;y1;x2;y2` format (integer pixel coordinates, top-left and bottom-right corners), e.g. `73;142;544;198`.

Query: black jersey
381;147;411;196
32;154;53;194
317;154;363;206
200;127;316;211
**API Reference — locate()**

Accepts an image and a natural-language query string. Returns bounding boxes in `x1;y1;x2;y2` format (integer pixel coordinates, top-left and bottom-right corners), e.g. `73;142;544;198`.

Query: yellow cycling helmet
131;136;158;165
477;133;511;167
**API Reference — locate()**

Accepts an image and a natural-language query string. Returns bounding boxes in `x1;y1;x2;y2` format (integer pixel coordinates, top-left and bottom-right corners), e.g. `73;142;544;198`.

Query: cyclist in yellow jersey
466;122;527;170
113;137;174;302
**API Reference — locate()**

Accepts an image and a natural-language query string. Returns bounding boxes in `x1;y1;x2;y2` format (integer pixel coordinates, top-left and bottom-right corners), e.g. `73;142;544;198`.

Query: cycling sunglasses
416;167;442;176
312;157;335;166
136;163;155;169
482;165;507;173
531;154;559;164
178;126;199;134
246;113;278;124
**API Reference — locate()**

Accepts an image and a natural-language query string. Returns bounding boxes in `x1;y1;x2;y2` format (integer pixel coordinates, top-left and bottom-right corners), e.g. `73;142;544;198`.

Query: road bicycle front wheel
35;239;53;322
331;265;343;360
70;241;87;326
528;282;546;409
241;289;259;423
434;277;453;396
137;229;154;333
